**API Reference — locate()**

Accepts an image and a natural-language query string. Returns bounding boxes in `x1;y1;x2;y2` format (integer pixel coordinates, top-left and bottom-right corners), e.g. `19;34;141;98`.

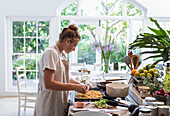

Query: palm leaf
129;17;170;65
150;17;169;38
143;55;162;61
140;51;163;54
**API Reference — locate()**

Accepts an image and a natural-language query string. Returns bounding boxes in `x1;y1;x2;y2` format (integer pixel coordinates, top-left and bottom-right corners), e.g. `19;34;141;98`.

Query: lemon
149;69;154;74
143;70;148;74
138;69;143;73
134;71;140;77
140;73;145;77
147;73;152;78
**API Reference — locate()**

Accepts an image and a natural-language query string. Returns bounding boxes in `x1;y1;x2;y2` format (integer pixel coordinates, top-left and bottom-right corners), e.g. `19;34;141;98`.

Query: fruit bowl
153;93;169;102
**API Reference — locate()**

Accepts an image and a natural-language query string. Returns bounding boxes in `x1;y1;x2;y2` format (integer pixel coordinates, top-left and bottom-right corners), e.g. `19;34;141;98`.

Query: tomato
167;92;170;95
159;89;165;95
164;93;169;96
155;91;160;95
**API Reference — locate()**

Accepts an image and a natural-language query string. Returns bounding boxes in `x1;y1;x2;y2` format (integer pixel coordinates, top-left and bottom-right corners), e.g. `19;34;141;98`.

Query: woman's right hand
74;84;89;94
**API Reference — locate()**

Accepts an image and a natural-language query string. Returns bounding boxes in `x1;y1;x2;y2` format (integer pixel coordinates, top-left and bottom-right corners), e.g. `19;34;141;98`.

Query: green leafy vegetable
93;99;108;108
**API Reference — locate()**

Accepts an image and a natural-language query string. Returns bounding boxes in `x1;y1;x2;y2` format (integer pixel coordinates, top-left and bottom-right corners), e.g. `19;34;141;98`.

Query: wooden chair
15;66;37;116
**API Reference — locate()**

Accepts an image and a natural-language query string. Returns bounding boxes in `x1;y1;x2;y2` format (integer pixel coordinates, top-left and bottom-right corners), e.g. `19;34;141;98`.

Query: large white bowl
106;83;129;97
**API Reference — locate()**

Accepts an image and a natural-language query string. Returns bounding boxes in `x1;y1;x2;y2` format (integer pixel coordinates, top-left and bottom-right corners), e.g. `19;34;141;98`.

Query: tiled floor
0;97;34;116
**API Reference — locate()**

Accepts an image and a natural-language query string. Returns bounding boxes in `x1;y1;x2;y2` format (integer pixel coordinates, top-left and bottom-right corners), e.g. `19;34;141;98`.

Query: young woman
34;24;89;116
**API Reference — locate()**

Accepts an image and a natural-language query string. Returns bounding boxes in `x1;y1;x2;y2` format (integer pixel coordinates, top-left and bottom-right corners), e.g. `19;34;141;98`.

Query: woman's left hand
82;85;89;93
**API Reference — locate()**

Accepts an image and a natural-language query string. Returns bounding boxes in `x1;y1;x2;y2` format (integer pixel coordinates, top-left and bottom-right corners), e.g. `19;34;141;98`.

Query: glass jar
158;106;169;116
139;108;152;116
145;106;157;116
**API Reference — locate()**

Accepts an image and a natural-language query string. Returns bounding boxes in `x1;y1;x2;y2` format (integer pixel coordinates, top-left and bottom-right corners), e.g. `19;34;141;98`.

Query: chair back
118;62;127;71
70;62;86;71
15;66;27;93
93;63;103;71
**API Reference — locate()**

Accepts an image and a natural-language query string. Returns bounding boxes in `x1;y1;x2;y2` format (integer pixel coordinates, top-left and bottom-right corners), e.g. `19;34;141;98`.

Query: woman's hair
59;24;81;42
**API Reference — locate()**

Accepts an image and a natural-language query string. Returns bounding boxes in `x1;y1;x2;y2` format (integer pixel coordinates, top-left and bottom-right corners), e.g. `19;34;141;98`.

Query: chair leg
24;95;27;111
18;97;20;116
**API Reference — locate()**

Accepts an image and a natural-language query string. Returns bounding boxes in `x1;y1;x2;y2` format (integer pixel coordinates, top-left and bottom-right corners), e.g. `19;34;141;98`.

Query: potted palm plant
129;17;170;66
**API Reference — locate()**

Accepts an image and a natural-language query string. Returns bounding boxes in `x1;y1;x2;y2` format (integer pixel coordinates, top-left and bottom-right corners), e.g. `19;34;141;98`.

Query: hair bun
69;24;78;31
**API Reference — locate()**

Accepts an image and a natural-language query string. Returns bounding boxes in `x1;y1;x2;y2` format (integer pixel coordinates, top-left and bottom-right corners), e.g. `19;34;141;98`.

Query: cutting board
69;102;131;116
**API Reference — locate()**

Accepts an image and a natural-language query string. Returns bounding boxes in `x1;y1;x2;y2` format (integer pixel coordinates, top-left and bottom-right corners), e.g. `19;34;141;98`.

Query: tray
75;88;104;102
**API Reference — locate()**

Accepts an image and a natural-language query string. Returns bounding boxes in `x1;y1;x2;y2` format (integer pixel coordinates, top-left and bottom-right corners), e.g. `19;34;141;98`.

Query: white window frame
56;0;148;66
5;16;55;92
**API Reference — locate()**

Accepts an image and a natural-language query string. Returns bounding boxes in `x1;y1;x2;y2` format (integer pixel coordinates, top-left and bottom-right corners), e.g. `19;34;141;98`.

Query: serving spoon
127;51;133;70
124;56;132;70
132;55;140;69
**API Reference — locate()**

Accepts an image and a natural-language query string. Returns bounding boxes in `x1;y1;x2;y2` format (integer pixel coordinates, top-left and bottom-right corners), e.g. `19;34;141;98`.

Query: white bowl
106;83;129;97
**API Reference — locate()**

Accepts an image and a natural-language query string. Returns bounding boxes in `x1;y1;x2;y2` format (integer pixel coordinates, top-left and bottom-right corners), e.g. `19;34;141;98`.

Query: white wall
0;0;65;96
137;0;170;17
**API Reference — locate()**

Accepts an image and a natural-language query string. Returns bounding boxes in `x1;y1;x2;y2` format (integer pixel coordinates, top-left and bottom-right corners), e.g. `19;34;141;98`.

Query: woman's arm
70;78;81;84
43;68;89;93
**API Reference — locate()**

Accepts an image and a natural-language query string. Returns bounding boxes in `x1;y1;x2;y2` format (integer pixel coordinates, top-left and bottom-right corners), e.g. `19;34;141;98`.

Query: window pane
12;55;24;70
26;71;36;80
38;21;49;37
13;21;24;36
127;2;143;16
37;71;39;79
101;20;127;64
61;2;77;16
131;20;142;54
25;55;36;70
80;0;123;16
132;20;142;41
25;38;36;53
12;71;25;86
12;71;17;86
78;25;96;64
36;55;41;70
38;37;49;53
13;38;24;53
61;20;70;31
25;21;37;37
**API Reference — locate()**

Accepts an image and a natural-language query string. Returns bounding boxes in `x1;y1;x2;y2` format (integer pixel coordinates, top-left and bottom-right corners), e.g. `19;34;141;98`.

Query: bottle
163;63;170;92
